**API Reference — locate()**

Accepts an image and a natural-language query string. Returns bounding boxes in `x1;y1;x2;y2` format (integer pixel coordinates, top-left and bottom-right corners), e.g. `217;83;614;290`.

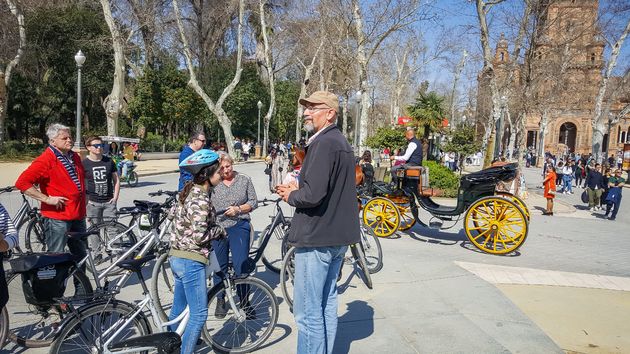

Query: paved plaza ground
0;161;628;353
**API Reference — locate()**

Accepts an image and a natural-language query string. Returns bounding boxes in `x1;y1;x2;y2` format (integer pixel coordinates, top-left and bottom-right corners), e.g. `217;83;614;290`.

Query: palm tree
407;91;446;138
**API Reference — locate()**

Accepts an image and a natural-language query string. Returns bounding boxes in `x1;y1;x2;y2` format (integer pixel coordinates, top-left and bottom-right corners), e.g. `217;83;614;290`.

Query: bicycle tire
279;246;296;310
127;171;139;187
87;221;138;276
48;300;151;354
351;244;373;289
151;252;176;322
360;221;383;274
202;276;279;353
0;307;8;349
24;217;46;253
6;267;94;348
259;222;289;274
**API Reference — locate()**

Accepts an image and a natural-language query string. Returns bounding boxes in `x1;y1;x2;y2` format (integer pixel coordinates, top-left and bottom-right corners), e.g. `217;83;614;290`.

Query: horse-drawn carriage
359;163;530;255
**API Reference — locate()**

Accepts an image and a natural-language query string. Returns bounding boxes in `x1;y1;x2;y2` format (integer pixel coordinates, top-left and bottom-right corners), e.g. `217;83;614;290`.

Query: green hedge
423;160;459;197
0;141;45;161
141;133;186;152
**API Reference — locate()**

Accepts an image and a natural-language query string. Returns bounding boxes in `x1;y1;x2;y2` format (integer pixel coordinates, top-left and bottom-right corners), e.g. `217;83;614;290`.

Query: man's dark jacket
287;124;360;248
585;170;606;190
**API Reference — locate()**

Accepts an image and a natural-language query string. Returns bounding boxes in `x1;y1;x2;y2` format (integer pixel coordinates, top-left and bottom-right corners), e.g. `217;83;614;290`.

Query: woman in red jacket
15;123;87;256
543;165;557;215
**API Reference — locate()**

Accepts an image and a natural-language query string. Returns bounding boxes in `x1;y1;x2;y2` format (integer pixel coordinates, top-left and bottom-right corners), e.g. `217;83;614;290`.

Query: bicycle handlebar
148;190;178;197
0;186;14;194
257;197;282;206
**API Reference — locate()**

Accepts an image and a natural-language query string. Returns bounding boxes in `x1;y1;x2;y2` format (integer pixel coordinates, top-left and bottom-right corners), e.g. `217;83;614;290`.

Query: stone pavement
1;162;628;353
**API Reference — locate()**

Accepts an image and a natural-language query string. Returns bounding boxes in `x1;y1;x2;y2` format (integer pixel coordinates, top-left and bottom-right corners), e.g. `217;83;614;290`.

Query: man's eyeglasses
89;143;105;148
196;138;206;143
305;107;330;113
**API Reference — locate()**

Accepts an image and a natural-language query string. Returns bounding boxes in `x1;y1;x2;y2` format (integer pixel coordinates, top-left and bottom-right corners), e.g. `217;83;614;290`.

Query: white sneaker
590;207;595;211
596;206;601;211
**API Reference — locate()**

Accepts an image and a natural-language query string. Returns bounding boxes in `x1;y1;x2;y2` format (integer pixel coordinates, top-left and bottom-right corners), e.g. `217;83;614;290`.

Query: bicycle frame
79;219;172;290
250;200;288;263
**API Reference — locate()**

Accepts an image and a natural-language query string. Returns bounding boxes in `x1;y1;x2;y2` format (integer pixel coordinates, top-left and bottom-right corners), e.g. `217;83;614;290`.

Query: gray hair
46;123;71;141
219;151;234;165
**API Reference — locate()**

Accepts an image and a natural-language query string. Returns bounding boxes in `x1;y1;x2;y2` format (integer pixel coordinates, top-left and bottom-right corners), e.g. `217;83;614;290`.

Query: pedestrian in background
543;165;557;215
585;163;605;211
604;169;625;220
178;131;206;191
574;160;585;188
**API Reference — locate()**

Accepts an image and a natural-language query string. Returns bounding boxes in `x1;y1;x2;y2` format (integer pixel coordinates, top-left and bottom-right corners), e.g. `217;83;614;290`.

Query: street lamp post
354;91;362;152
74;50;86;150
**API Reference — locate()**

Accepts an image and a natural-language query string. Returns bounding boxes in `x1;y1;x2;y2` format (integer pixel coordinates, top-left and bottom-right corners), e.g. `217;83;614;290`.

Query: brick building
476;0;629;160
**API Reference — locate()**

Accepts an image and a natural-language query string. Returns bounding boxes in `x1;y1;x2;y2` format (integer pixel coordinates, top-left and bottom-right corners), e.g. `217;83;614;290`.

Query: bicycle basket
10;253;77;306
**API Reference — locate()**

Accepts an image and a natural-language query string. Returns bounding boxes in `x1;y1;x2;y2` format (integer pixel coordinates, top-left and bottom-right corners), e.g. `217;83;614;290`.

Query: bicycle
4;197;173;349
151;199;285;324
51;252;279;354
0;186;44;254
85;190;178;276
0;307;8;349
256;198;291;273
279;221;375;311
5;252;93;348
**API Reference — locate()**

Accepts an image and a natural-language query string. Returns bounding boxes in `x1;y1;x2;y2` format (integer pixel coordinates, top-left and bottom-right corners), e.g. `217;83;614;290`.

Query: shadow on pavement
333;300;375;354
123;181;165;188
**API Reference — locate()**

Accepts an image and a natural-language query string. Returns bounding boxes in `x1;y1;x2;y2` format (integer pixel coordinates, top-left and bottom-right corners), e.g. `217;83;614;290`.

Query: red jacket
15;148;86;221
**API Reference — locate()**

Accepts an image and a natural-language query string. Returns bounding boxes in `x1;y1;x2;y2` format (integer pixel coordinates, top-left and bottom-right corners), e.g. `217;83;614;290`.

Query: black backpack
10;253;77;307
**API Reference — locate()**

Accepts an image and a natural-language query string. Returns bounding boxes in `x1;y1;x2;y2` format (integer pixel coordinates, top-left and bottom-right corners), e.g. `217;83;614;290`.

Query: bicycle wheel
259;222;290;274
350;243;373;289
279;247;296;310
202;277;279;353
48;300;151;354
127;171;139;187
359;221;383;274
87;221;138;276
0;307;8;349
151;252;176;322
6;268;94;348
24;217;46;253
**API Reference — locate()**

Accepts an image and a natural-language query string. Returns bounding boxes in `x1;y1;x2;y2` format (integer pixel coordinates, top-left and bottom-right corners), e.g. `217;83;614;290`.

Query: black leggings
0;260;8;309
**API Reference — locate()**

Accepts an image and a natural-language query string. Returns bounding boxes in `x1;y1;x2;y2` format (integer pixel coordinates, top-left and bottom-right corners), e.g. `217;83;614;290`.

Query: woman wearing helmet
169;149;226;354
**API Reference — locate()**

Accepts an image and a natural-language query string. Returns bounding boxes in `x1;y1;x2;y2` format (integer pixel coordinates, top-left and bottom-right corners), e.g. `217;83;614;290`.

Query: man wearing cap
277;91;359;354
389;128;423;186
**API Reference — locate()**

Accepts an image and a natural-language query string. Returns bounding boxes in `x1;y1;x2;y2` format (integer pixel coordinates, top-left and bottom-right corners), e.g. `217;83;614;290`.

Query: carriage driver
390;128;423;185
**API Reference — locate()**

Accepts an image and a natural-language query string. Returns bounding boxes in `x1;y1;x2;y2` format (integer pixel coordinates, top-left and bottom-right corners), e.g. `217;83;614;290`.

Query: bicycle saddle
109;332;181;354
117;254;156;273
133;200;161;211
66;230;100;241
117;206;141;215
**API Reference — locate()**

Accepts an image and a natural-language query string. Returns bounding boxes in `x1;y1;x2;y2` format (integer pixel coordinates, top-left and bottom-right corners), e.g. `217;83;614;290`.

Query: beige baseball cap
299;91;339;113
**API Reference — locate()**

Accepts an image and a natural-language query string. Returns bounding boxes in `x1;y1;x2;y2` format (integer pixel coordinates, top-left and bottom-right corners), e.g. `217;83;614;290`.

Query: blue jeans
293;245;348;354
169;256;208;354
211;220;251;288
43;218;87;259
563;174;573;193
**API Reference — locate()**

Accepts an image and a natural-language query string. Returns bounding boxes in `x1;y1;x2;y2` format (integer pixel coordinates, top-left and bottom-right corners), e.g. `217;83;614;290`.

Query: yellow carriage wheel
496;193;530;222
387;195;416;231
396;204;416;231
464;196;528;255
362;197;401;238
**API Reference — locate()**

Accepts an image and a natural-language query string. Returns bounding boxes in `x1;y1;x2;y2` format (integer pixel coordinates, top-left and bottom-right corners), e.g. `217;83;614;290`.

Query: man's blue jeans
293;245;348;354
563;174;573;193
43;218;87;259
168;256;208;354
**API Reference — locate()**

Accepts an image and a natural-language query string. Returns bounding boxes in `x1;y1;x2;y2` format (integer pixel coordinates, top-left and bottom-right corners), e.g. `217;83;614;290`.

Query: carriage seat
402;165;430;189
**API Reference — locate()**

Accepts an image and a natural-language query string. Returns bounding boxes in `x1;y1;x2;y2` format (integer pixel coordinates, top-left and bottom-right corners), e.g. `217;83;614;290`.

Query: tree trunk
100;0;126;137
295;39;322;143
173;0;244;159
1;0;26;146
537;108;549;167
259;0;275;157
592;18;630;161
352;0;369;150
342;92;349;138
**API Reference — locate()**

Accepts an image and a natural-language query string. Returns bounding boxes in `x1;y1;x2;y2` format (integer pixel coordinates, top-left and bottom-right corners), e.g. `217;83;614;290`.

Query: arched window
559;122;578;152
500;52;505;61
590;53;595;63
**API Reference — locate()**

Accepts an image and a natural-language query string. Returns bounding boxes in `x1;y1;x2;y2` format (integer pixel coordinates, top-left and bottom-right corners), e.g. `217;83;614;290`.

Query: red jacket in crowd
15;148;86;221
